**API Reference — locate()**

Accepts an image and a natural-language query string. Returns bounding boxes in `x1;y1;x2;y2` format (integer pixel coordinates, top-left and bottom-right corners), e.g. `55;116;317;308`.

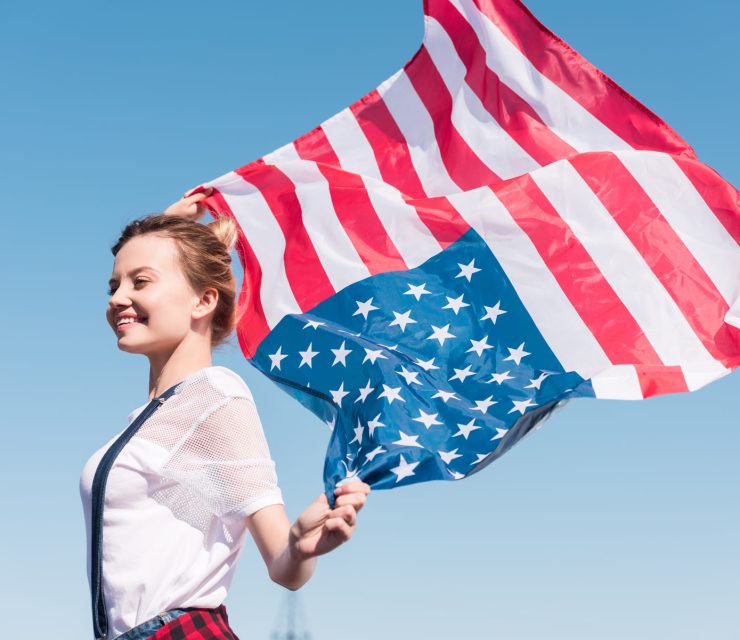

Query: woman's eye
135;278;147;286
107;286;116;296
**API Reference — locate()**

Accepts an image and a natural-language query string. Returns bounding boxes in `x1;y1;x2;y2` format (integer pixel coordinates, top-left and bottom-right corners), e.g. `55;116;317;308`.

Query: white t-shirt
79;365;284;640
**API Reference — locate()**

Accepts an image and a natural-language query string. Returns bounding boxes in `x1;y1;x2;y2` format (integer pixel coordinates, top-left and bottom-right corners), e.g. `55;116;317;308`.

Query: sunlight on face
106;234;200;357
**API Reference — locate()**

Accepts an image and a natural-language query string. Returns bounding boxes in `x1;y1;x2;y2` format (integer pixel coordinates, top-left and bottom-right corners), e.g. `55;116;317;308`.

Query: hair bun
207;216;238;253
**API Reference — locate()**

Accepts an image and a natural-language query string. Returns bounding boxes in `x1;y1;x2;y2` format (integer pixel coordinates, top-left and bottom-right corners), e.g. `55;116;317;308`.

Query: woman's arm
246;481;370;591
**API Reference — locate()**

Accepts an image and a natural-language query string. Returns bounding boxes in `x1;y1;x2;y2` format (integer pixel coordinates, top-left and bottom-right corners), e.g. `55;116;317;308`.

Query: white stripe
424;16;540;178
531;159;728;376
449;0;630;154
682;366;733;392
447;186;611;379
264;149;373;292
589;366;643;400
378;68;462;197
617;150;740;309
321;113;443;268
321;108;383;181
214;172;301;328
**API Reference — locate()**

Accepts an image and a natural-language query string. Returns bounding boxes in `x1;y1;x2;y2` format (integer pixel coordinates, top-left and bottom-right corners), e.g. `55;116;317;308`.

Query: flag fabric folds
195;0;740;501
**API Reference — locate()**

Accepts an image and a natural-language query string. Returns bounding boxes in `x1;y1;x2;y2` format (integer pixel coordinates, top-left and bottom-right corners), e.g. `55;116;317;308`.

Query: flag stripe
447;186;612;379
569;152;739;369
673;155;740;245
235;164;335;312
201;186;271;357
405;45;502;190
426;0;577;166
531;159;727;378
494;174;663;366
465;0;696;157
617;151;740;308
293;127;410;275
423;16;541;178
265;148;377;289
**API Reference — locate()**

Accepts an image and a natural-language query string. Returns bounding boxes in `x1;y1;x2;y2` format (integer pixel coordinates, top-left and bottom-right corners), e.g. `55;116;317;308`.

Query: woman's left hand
289;481;371;561
163;186;213;222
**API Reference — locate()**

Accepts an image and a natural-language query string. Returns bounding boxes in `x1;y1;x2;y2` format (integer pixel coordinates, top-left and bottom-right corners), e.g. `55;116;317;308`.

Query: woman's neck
146;335;213;400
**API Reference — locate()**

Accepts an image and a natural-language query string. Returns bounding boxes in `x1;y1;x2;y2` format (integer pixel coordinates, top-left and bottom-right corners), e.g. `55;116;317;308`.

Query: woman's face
106;234;202;356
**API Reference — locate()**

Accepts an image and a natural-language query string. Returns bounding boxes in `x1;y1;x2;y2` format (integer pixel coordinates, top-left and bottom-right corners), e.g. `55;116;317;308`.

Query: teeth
117;317;144;326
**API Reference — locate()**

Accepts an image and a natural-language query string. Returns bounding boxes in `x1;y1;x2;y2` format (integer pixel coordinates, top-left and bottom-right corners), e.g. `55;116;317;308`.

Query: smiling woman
79;208;371;640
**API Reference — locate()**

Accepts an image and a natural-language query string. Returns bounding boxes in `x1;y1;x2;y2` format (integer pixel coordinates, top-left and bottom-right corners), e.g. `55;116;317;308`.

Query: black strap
89;381;182;640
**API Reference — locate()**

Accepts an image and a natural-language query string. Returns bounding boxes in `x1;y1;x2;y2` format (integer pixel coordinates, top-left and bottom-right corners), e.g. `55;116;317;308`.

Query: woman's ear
192;287;219;320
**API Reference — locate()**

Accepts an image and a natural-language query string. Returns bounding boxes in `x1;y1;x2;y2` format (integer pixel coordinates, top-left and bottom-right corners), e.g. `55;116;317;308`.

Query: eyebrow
108;266;160;287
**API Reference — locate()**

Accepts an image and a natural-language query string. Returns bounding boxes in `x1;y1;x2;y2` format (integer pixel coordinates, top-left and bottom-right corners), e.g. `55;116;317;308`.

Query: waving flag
195;0;740;501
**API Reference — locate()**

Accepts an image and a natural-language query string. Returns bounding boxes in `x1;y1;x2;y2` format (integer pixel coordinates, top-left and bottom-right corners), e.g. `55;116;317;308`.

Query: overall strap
89;381;182;640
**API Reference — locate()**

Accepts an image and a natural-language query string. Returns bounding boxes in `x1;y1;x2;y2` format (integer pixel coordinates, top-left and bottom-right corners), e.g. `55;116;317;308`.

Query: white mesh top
79;365;284;640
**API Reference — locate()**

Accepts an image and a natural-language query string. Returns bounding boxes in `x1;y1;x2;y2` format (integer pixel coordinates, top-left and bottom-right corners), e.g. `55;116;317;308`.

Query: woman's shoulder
200;365;255;403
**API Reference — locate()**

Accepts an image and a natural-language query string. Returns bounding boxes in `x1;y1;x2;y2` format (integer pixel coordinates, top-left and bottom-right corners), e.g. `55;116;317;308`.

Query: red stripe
350;90;471;248
634;365;689;398
672;155;740;246
467;0;697;158
203;190;269;359
426;0;576;166
234;164;335;312
493;174;662;365
351;89;428;199
294;130;408;274
404;45;501;190
570;153;739;369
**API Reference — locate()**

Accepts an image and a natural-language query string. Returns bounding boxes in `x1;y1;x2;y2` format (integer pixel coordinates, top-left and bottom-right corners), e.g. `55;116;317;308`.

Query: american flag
194;0;739;499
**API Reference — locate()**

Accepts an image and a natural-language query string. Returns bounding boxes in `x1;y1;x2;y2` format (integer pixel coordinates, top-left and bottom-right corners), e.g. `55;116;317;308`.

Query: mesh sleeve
158;395;284;527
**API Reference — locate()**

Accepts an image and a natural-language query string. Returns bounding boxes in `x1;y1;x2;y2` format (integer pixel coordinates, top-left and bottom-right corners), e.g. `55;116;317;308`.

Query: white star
353;297;379;320
404;282;431;301
268;346;288;371
449;365;476;383
389;310;417;332
525;372;551;390
438;448;463;464
503;342;531;366
325;415;336;432
329;382;350;406
486;370;514;385
302;318;325;330
363;347;388;364
413;410;442;429
355;379;375;403
330;340;352;367
466;335;494;357
456;258;481;282
391;455;419;482
367;413;386;436
481;301;507;324
378;384;405;404
393;431;423;448
298;343;319;368
415;357;440;371
471;395;497;413
509;398;537;414
442;294;471;315
449;470;465;480
348;419;364;445
468;453;488;466
491;427;508;441
453;418;481;439
427;323;456;346
432;389;458;403
397;366;422;386
364;445;386;462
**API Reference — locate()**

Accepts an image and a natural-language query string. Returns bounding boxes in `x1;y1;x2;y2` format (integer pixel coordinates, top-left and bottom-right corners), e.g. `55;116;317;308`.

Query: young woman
79;188;370;640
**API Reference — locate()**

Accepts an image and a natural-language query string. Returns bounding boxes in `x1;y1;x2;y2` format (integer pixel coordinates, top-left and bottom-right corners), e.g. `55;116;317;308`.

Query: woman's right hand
163;186;213;222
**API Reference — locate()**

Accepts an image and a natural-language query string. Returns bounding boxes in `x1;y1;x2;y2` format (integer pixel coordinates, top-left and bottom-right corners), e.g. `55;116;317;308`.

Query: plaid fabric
150;605;240;640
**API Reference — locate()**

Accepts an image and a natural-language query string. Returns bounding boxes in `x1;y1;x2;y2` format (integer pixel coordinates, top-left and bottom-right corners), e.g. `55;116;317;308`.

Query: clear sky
1;1;738;639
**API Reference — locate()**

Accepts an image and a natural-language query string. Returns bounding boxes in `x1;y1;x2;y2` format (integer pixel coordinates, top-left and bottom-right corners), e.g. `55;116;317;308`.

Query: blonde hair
111;213;241;349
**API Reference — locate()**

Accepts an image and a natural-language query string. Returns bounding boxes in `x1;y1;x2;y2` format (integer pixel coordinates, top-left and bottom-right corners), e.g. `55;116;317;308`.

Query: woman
79;188;370;640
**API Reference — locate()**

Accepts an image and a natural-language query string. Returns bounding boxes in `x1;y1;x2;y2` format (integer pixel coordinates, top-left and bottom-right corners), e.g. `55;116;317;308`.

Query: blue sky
1;1;738;638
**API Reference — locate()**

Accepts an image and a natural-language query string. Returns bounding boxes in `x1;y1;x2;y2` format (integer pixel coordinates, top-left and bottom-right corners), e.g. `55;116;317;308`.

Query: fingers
328;504;358;527
183;186;213;199
324;516;355;541
334;491;367;513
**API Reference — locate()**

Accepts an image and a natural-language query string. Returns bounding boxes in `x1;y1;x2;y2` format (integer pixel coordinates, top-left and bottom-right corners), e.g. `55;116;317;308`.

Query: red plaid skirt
149;605;239;640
